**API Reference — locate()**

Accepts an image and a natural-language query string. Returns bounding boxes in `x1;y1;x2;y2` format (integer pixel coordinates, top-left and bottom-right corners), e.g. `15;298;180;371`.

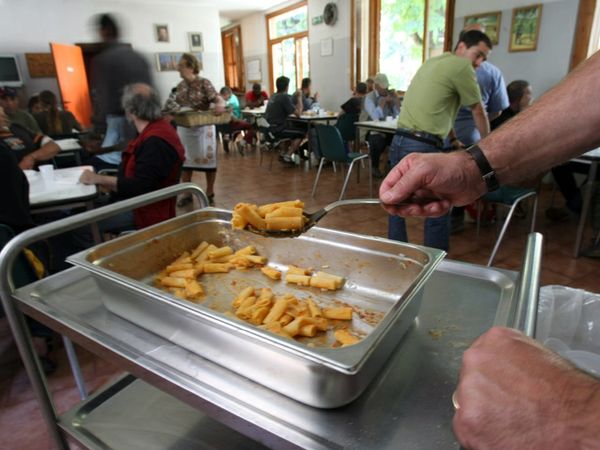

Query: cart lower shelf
60;374;268;449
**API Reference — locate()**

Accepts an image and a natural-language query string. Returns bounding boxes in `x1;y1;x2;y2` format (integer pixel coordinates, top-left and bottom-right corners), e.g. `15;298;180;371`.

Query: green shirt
398;53;481;139
226;94;241;119
9;109;41;135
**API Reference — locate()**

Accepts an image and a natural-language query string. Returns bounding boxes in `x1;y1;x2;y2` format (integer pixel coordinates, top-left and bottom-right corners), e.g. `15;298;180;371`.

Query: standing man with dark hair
450;25;509;233
86;13;153;172
265;76;303;164
388;29;493;251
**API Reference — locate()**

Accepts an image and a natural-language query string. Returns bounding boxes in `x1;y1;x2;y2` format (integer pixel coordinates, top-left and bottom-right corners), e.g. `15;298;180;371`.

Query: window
266;2;309;93
352;0;454;91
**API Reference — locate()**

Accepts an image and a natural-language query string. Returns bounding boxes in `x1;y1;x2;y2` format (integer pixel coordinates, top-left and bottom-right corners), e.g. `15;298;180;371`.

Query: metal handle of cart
513;232;544;337
0;182;208;450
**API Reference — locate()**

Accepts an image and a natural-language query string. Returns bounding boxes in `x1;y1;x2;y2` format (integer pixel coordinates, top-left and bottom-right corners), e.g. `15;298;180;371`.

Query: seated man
292;77;319;111
360;73;400;178
264;76;304;164
340;82;368;115
220;87;254;151
490;80;532;130
0;87;42;135
0;105;60;170
79;83;184;231
245;83;269;108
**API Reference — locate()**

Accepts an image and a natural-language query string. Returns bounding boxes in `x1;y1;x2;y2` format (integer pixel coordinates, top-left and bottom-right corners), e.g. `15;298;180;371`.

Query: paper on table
54;138;81;151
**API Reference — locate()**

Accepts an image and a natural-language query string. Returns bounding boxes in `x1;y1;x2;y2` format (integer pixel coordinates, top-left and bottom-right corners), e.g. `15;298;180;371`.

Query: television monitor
0;54;23;87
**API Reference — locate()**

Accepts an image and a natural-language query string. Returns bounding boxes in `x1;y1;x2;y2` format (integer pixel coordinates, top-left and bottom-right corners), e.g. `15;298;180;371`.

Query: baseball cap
373;73;389;89
0;87;17;98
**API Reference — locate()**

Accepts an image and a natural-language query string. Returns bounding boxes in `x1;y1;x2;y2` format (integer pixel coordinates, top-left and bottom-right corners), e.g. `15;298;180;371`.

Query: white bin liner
536;285;600;376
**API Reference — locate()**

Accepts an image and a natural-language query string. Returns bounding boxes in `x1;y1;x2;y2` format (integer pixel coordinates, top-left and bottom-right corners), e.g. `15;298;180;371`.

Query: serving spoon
245;197;439;238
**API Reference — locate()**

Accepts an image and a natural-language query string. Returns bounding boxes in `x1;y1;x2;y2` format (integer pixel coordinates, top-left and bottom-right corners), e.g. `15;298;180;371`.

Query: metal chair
312;124;372;200
476;186;538;266
256;117;291;171
215;123;245;154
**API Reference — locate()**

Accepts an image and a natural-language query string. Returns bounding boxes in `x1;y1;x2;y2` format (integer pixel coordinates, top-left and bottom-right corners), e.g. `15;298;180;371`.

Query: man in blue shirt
361;73;400;178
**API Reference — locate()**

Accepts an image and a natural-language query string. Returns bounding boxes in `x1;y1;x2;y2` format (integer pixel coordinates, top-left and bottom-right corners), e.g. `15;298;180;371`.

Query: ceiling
204;0;286;21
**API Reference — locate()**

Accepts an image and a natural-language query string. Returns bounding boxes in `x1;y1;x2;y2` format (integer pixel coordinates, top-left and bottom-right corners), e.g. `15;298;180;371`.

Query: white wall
454;0;578;96
0;0;224;104
234;0;351;111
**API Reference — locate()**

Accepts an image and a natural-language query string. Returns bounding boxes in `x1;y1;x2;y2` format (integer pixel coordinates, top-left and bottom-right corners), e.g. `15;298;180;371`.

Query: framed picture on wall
155;24;170;43
509;4;543;52
155;52;203;72
464;11;501;45
188;32;203;52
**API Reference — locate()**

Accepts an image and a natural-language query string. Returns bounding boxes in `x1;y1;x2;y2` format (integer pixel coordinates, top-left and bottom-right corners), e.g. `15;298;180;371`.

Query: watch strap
466;145;500;192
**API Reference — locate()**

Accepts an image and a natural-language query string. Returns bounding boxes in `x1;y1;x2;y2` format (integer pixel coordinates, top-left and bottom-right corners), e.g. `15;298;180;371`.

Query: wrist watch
466;144;500;192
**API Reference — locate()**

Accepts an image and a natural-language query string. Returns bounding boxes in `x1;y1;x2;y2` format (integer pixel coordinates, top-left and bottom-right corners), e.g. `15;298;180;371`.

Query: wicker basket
173;110;232;128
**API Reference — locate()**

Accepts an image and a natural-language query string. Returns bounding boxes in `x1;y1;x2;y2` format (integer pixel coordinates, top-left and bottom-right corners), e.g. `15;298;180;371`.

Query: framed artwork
188;32;203;51
155;24;170;43
509;4;543;52
25;53;56;78
464;11;501;45
155;52;203;72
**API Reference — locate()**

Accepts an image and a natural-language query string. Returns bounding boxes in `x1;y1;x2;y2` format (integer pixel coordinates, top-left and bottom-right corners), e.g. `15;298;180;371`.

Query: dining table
25;165;101;243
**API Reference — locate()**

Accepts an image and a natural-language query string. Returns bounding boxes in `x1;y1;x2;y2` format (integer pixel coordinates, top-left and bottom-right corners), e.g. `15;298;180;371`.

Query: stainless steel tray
67;209;445;407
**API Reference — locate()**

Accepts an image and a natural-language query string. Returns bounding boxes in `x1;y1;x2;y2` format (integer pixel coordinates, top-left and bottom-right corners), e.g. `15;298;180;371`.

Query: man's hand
18;154;36;170
453;327;600;449
79;169;98;185
379;151;484;217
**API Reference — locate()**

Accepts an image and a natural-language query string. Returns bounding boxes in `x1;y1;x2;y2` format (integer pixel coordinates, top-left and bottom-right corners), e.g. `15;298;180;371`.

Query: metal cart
0;184;542;449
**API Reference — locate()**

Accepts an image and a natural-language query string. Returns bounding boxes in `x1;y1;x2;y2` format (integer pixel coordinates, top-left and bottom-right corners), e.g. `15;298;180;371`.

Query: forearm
480;52;600;186
471;103;490;139
32;141;60;162
94;174;118;191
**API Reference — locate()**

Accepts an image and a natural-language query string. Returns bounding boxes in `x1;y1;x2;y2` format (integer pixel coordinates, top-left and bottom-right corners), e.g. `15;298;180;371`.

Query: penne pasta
261;266;282;280
233;286;255;308
196;244;218;262
307;298;322;317
265;216;304;231
236;204;266;230
287;265;311;275
322;307;353;321
203;263;233;273
208;246;233;260
160;276;187;288
262;298;289;323
165;263;194;273
334;329;360;346
265;207;303;219
169;268;198;279
190;241;209;260
235;245;256;256
285;273;311;286
257;200;304;216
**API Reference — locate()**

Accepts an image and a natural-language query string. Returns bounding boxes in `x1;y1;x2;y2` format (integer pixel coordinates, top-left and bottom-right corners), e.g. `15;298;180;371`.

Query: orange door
50;42;92;128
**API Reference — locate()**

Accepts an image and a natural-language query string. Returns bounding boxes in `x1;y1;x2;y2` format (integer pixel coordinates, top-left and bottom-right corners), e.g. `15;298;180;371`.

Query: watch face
324;3;338;26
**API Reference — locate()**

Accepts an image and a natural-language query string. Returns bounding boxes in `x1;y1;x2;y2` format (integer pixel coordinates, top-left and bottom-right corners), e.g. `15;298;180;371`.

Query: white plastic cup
38;164;55;188
386;115;394;122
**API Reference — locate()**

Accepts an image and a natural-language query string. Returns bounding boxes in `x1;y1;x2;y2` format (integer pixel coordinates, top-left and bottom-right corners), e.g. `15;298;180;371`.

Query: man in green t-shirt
389;29;492;251
0;87;42;135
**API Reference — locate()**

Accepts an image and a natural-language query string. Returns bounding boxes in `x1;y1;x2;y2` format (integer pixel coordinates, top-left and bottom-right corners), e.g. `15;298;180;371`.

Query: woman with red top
79;83;184;231
164;53;225;206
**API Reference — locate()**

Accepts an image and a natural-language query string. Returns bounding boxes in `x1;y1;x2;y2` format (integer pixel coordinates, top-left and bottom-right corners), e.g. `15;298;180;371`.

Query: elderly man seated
0;105;60;170
80;83;184;231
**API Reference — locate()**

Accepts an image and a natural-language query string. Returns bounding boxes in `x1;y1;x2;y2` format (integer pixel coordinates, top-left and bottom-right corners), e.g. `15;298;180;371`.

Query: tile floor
2;145;600;449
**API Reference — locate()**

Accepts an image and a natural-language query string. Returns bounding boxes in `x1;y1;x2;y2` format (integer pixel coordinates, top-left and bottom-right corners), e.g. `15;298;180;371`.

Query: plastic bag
536;285;600;376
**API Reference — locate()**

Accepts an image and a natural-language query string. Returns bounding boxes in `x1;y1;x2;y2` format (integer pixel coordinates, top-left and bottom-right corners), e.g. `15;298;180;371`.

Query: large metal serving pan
67;208;445;408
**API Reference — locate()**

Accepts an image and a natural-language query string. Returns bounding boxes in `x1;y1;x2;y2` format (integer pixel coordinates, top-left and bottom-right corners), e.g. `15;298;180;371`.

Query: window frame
265;1;309;93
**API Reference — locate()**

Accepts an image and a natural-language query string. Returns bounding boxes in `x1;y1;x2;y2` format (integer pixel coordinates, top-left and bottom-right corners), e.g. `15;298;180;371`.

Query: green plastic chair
312;124;372;200
475;186;538;266
335;112;359;145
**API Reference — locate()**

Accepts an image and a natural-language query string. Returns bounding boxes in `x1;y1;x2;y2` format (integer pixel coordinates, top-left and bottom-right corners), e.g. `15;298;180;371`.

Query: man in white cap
361;72;400;178
388;29;492;251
